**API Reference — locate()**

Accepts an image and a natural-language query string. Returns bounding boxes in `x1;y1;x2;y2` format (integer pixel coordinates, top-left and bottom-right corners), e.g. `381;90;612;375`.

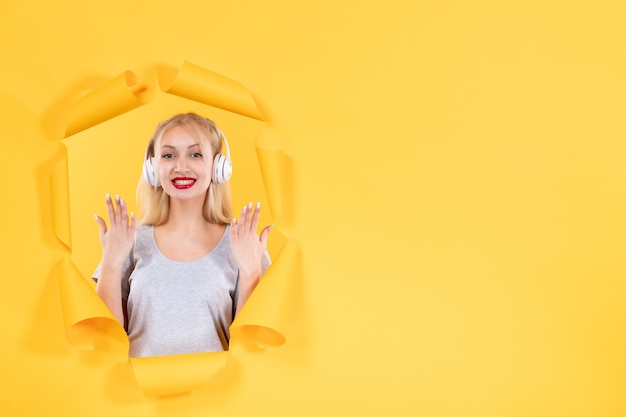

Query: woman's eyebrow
160;143;201;149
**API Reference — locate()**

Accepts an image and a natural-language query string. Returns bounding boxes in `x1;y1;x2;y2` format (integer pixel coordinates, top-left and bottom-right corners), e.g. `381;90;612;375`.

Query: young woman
93;113;272;358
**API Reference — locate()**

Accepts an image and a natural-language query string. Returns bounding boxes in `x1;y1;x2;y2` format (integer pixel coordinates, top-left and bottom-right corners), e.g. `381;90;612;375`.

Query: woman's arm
95;264;128;327
230;202;273;313
235;269;262;314
94;194;136;327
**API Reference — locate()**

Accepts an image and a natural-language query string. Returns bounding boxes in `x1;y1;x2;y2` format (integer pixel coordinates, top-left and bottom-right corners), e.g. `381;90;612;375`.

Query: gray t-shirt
93;224;270;358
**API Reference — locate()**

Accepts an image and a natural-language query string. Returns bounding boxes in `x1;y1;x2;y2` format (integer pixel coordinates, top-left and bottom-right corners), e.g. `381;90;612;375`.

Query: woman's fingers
259;224;273;246
94;214;107;243
249;202;261;232
114;194;122;225
239;201;262;233
239;202;250;232
103;193;134;232
129;210;137;231
105;193;116;223
232;200;271;250
230;217;238;238
119;197;128;228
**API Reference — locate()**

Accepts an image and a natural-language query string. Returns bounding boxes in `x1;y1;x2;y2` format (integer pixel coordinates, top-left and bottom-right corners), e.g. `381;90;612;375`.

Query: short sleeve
92;254;134;300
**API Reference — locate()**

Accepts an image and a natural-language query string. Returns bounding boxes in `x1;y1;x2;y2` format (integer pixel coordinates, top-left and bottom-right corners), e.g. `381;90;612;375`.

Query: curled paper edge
65;70;153;138
49;155;71;249
231;239;300;349
57;258;128;355
256;145;296;225
130;351;230;397
156;61;264;121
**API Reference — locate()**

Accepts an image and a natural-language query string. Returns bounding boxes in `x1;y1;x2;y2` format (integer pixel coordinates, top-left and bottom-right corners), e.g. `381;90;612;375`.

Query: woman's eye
191;152;203;158
161;153;174;159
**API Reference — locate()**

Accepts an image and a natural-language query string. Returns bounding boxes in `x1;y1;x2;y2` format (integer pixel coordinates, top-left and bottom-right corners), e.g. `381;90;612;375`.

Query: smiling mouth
172;177;196;189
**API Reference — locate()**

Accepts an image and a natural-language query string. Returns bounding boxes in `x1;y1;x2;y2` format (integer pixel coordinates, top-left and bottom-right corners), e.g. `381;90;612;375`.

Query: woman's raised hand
230;202;273;286
94;194;136;268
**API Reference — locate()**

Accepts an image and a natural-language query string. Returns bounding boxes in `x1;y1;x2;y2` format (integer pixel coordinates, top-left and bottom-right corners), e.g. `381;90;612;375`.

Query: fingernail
248;202;252;209
270;224;274;230
131;212;135;218
94;214;98;221
256;202;261;209
232;218;237;223
242;205;247;213
106;193;110;201
115;194;120;201
120;199;125;206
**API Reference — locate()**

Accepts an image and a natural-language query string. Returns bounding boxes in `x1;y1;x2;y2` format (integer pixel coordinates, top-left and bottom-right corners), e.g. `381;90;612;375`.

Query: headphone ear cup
142;157;159;187
212;153;232;184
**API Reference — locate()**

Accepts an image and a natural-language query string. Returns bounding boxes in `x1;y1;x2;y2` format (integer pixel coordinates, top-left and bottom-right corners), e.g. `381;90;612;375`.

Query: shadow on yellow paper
50;61;299;397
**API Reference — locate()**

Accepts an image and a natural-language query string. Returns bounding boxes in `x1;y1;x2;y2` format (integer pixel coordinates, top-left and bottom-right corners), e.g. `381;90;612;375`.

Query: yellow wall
2;1;626;415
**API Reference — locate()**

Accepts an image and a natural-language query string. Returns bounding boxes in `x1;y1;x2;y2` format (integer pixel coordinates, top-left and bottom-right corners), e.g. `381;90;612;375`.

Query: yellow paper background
2;1;626;416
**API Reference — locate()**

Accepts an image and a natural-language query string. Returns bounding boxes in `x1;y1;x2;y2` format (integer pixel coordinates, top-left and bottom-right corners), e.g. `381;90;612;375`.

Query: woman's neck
154;197;226;262
163;198;208;232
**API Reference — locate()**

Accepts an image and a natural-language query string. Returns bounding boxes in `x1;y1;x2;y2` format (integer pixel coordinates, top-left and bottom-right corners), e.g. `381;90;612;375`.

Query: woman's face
156;125;214;202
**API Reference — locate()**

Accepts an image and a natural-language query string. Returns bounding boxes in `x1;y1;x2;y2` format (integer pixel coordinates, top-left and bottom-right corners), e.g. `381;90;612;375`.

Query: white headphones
142;130;232;187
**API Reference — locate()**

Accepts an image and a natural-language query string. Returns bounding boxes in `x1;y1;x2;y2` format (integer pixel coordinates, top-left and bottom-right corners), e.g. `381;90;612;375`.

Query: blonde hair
137;113;232;225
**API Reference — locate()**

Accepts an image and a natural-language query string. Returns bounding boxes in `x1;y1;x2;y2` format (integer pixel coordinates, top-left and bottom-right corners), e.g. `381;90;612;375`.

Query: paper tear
65;70;154;137
256;146;293;223
57;61;298;396
49;157;71;249
130;351;230;397
157;61;264;121
231;240;300;348
57;258;128;355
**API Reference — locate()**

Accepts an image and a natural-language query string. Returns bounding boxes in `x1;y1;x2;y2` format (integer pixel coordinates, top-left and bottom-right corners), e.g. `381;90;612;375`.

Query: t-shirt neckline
149;224;229;264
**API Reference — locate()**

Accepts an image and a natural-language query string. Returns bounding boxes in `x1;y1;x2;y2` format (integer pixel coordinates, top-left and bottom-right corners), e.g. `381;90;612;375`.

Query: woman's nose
175;159;188;172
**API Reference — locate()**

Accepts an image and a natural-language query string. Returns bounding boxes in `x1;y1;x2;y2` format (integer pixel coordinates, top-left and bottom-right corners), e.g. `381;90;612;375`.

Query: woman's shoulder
133;224;155;246
212;224;235;260
135;224;153;235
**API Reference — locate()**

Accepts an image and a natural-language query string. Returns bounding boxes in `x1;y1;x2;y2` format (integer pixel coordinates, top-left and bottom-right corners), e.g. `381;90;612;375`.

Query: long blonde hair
136;113;232;225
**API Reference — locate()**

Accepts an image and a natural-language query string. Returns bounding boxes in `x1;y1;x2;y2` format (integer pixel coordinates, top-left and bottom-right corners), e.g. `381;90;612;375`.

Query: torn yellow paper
130;351;231;397
65;71;154;137
157;61;263;121
58;258;128;356
49;157;71;249
231;240;300;348
56;61;300;397
256;146;294;226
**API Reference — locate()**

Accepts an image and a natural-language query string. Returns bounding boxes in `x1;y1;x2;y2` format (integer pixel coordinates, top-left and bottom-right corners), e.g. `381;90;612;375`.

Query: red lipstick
171;177;196;189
